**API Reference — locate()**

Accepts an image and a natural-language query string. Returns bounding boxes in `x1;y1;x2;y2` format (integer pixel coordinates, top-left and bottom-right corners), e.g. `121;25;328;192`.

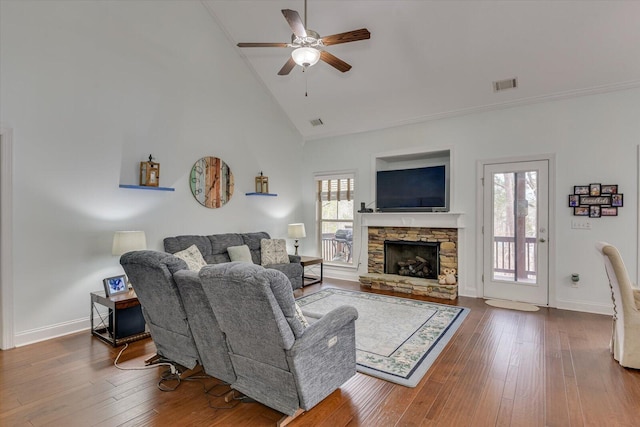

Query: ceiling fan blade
320;51;352;73
281;9;307;38
278;57;297;76
237;42;289;48
322;28;371;46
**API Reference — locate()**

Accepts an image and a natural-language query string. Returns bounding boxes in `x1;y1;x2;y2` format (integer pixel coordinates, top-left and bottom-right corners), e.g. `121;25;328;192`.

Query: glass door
483;160;549;305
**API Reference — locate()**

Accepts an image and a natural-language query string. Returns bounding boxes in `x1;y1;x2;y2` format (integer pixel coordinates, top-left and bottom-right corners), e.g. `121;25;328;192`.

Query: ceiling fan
236;1;370;75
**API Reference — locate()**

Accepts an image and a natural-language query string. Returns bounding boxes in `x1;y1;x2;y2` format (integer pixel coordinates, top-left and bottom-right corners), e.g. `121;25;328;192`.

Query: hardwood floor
2;279;639;426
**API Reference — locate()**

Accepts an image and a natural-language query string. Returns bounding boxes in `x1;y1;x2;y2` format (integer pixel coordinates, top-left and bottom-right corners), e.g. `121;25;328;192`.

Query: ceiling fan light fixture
291;47;320;67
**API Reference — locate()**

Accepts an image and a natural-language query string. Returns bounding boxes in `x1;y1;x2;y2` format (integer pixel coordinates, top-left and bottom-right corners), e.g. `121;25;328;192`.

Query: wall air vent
310;118;324;127
493;77;518;92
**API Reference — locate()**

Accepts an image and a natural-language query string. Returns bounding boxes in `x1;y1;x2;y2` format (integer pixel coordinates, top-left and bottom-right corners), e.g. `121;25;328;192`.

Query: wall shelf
245;192;277;197
119;184;175;192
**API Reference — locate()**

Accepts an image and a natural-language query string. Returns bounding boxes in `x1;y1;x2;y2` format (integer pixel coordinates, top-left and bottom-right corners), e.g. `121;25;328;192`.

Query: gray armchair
120;250;200;370
199;262;358;420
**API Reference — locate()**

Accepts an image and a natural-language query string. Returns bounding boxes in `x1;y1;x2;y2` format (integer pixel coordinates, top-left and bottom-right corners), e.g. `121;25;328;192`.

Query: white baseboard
457;287;478;298
323;266;361;282
554;299;612;316
14;317;90;347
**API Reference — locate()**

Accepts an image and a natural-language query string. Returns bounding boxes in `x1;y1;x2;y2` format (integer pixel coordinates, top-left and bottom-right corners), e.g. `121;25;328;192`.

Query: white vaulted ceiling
204;1;640;141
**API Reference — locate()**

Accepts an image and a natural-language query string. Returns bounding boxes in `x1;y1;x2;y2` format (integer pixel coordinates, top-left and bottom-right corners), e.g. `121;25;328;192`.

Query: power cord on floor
113;343;181;391
113;343;239;403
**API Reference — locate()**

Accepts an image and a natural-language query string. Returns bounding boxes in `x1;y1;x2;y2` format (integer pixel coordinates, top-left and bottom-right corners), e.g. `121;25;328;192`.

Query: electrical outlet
571;219;592;230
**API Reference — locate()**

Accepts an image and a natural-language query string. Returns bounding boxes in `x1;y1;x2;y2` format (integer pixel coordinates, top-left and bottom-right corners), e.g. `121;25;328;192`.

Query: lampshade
112;231;147;256
288;223;306;239
291;47;320;67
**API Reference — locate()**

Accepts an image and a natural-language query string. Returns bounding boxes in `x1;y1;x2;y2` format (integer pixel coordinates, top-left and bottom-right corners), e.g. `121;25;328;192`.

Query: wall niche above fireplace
374;148;451;213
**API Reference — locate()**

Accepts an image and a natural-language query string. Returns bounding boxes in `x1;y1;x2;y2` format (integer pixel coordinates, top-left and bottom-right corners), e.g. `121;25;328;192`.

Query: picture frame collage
569;183;622;218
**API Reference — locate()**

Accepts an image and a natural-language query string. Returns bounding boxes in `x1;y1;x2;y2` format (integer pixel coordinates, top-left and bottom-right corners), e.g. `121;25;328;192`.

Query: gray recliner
199;262;358;417
120;250;200;370
172;269;236;383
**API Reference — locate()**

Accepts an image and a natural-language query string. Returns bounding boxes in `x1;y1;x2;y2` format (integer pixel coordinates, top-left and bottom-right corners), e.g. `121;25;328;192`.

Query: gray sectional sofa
163;231;303;290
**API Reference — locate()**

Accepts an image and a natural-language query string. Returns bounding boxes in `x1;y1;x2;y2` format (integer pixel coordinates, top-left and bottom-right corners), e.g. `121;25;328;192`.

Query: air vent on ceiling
493;77;518;92
310;118;324;127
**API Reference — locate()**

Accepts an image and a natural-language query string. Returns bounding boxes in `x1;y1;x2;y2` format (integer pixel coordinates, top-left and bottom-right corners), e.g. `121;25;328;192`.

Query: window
316;174;355;265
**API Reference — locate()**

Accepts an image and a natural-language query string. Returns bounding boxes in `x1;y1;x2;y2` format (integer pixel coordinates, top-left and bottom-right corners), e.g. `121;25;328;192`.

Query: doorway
0;127;14;349
482;159;550;306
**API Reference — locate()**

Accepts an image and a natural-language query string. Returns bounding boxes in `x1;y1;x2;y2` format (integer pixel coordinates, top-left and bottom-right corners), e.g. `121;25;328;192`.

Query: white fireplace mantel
360;212;465;229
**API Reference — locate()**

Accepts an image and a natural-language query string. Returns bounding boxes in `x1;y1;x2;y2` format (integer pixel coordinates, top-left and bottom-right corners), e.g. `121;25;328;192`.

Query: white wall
0;1;303;345
302;88;640;314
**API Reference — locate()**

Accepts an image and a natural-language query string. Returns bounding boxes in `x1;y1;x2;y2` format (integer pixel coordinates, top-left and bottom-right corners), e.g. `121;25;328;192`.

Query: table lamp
112;231;147;256
287;223;306;256
112;231;147;290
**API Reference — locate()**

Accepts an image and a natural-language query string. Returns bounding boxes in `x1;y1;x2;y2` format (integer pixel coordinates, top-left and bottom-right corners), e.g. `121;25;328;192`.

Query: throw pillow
227;245;253;263
294;302;310;329
260;239;290;266
173;244;207;271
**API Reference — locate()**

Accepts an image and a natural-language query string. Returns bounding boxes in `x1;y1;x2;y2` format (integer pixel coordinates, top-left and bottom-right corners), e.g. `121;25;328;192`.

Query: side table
90;290;150;346
300;256;323;286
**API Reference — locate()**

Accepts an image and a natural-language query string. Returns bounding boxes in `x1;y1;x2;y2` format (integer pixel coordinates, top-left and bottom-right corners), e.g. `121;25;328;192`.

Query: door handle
539;238;546;243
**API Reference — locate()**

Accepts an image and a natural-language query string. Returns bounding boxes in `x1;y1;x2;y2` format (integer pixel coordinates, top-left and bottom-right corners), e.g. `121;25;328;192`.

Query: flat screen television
376;165;447;212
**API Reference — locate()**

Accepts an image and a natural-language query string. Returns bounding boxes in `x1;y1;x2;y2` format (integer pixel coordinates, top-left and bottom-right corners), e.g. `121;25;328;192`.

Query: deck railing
493;236;537;279
321;233;352;264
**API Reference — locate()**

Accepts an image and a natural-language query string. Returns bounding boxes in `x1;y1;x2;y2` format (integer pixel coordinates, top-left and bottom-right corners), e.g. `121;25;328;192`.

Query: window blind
316;177;354;202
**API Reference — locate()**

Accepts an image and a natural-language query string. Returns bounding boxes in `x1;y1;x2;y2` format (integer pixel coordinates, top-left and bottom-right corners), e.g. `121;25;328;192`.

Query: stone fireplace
359;220;460;300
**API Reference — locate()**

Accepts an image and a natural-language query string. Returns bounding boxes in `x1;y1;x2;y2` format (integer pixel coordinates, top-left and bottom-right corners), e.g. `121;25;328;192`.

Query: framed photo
589;183;601;196
601;206;618;216
589;205;601;218
574;185;589;195
103;275;128;296
601;185;618;194
568;195;579;207
574;206;589;216
611;193;624;207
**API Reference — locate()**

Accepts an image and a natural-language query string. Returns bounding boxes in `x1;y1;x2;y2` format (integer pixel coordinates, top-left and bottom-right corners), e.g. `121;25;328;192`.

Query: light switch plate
571;219;592;230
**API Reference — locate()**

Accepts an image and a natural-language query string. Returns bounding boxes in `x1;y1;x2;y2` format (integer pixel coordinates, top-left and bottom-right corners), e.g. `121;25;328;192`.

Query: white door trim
0;126;14;350
476;153;556;307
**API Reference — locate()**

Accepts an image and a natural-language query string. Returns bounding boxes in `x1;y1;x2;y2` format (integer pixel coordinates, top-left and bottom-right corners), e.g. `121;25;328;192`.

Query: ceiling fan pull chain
304;0;307;28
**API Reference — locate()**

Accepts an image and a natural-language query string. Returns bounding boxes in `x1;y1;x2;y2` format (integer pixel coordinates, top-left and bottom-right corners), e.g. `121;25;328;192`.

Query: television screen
376;165;446;212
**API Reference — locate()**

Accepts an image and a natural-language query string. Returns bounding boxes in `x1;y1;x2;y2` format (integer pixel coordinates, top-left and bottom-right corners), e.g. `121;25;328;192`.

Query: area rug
485;299;540;312
296;288;469;387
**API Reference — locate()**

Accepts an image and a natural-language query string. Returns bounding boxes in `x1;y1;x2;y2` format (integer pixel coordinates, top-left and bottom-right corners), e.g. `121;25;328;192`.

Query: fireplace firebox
384;241;439;279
